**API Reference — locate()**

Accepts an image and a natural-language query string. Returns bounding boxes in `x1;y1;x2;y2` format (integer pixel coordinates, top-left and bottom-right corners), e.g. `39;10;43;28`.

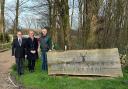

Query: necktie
19;39;22;46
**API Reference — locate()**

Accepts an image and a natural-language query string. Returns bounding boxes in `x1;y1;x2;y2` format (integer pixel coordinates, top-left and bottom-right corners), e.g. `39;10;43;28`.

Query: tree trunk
14;0;20;35
49;0;71;50
71;0;75;28
0;1;2;33
1;0;5;42
61;0;71;50
85;0;100;49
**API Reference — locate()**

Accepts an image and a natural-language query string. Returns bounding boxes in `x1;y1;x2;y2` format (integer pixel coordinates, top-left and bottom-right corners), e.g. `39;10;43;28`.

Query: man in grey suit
12;31;26;75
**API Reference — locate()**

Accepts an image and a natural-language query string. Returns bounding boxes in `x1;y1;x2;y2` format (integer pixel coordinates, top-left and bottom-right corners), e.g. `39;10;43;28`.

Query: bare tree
1;0;5;34
0;0;6;42
5;0;30;35
0;0;2;32
70;0;75;28
13;0;20;35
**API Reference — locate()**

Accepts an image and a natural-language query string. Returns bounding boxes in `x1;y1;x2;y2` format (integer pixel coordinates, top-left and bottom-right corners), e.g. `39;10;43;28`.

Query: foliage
0;33;10;43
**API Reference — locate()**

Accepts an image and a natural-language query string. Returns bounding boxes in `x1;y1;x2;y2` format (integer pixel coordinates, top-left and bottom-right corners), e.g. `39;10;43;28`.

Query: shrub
0;33;10;43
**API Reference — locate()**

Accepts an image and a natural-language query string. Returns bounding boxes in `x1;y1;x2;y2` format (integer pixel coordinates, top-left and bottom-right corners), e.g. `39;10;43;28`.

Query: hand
30;50;36;54
12;55;15;58
49;49;52;52
25;55;27;58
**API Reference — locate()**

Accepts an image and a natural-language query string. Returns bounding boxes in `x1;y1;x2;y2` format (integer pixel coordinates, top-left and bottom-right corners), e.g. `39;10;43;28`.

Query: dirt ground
0;50;18;89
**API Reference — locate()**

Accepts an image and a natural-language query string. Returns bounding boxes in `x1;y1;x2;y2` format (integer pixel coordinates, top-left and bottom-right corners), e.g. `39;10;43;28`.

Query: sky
5;0;79;30
5;0;107;30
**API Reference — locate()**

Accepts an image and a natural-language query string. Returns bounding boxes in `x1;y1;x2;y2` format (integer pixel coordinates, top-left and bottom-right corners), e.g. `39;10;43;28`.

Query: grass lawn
11;59;128;89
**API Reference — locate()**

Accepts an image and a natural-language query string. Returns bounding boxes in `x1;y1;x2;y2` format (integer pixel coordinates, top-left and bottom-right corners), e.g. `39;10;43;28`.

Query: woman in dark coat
26;31;38;72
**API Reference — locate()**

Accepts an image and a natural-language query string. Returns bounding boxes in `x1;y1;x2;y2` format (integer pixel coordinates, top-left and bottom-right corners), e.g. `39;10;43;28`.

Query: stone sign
47;48;123;77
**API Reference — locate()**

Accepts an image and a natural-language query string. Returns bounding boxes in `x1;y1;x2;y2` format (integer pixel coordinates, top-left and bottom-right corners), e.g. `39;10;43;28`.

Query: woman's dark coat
26;37;38;60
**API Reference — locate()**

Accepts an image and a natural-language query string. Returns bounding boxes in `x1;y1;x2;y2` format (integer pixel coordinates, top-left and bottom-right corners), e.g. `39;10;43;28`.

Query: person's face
17;32;22;38
29;31;34;38
42;29;47;36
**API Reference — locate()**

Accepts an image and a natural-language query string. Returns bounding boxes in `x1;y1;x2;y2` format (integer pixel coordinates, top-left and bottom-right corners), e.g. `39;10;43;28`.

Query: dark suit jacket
26;37;38;60
12;38;26;58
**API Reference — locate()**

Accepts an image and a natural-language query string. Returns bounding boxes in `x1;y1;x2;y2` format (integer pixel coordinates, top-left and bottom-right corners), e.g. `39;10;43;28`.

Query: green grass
11;59;128;89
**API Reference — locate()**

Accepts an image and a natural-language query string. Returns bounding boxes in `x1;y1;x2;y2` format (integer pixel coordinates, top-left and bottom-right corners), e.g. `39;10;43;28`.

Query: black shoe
18;73;23;76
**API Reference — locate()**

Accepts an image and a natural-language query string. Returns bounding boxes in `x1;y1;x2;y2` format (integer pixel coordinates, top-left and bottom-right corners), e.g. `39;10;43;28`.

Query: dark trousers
41;52;48;71
15;58;24;75
28;58;36;71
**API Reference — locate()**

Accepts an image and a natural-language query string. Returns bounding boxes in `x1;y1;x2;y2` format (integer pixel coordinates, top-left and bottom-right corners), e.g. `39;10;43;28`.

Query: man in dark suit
26;31;38;72
12;31;26;75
